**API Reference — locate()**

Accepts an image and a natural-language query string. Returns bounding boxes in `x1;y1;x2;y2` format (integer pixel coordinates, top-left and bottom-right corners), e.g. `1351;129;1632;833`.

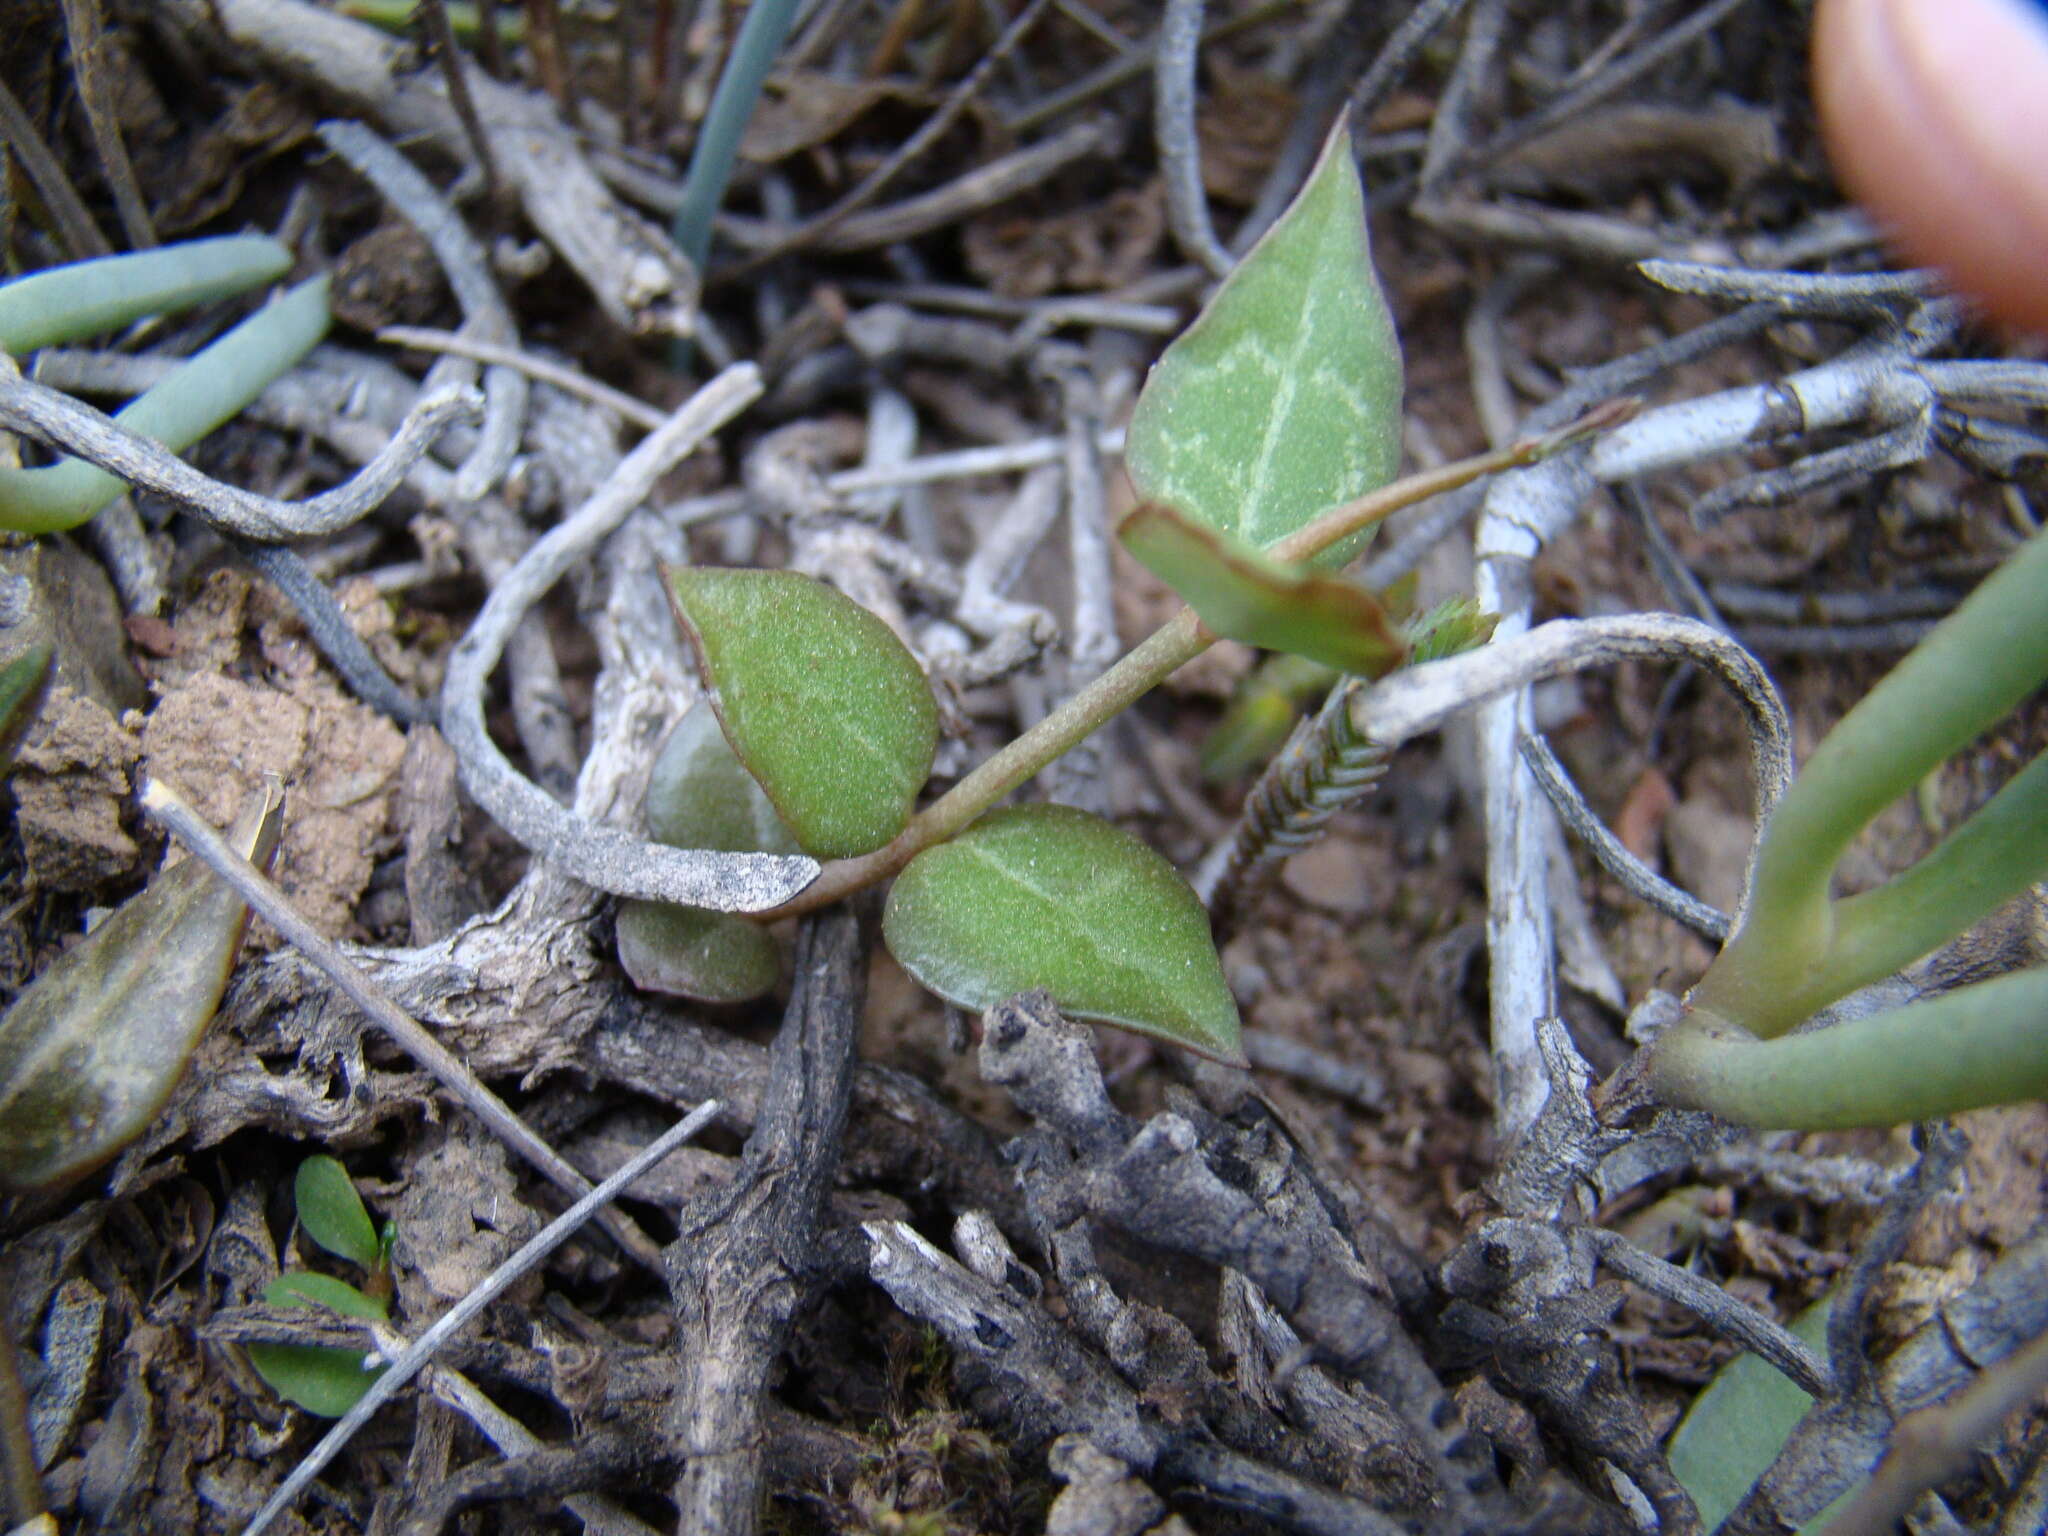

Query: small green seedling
630;125;1580;1058
630;106;2048;1134
246;1155;395;1417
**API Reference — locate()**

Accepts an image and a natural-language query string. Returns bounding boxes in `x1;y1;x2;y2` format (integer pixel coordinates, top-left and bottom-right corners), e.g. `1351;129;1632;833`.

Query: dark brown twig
666;905;870;1535
0;73;111;259
716;0;1054;278
415;0;501;204
59;0;157;248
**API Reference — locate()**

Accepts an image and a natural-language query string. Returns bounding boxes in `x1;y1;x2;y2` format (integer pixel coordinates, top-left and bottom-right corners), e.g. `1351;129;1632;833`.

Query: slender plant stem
1648;967;2048;1129
1691;525;2048;1036
669;0;802;272
763;432;1587;919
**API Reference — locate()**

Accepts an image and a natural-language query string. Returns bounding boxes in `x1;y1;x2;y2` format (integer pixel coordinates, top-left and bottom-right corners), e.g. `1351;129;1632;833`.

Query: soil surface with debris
3;3;2046;1535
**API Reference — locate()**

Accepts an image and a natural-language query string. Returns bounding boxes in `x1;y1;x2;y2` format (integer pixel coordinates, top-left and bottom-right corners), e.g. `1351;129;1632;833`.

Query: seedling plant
636;122;2048;1137
246;1154;397;1417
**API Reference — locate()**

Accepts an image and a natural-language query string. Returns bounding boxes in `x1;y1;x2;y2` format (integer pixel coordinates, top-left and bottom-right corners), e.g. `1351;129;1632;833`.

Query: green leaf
0;235;292;354
0;276;332;535
247;1343;385;1417
883;805;1243;1063
644;703;801;855
263;1272;389;1322
248;1269;390;1417
617;705;791;1004
1203;654;1341;781
294;1156;381;1270
0;641;55;775
616;901;782;1002
1121;502;1408;675
0;786;283;1192
1668;1294;1832;1531
1405;597;1500;663
1124;123;1402;563
668;567;938;859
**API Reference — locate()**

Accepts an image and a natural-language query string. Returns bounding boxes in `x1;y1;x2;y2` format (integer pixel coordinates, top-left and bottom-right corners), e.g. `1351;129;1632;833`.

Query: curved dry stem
317;119;527;502
0;337;480;539
439;364;820;913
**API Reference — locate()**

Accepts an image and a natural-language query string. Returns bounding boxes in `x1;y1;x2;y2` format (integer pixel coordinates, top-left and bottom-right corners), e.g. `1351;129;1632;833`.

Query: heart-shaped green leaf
617;705;794;1003
294;1156;381;1271
0;785;282;1192
1121;502;1408;675
668;567;938;860
883;805;1243;1063
1124;123;1402;563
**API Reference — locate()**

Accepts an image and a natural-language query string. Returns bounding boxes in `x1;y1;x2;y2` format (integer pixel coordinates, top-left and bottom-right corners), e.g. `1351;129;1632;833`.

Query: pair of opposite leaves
627;125;1419;1066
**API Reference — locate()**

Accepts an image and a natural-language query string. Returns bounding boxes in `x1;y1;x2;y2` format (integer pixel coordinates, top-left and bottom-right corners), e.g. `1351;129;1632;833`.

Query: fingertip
1815;0;2048;334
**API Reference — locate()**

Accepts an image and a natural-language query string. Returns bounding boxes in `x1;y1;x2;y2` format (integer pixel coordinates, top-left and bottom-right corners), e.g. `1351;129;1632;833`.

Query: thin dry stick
1470;0;1753;172
1585;1228;1832;1397
317;119;525;504
416;0;501;204
379;325;668;431
717;0;1053;275
1638;259;1941;315
425;1366;661;1536
1519;734;1731;941
1004;0;1293;133
0;73;110;259
240;1100;721;1536
59;0;158;248
1155;0;1232;278
139;773;669;1276
1354;613;1792;823
0;355;479;541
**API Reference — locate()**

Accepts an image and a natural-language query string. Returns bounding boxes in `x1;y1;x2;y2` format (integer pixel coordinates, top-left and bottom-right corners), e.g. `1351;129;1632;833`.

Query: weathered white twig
1155;0;1233;278
317;119;527;502
240;1101;721;1536
0;354;478;541
159;0;698;336
380;325;667;432
440;363;820;911
1473;324;1943;1137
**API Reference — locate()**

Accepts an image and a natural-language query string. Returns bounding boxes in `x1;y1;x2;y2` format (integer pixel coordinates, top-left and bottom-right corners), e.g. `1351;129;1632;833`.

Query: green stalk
0;235;290;354
669;0;802;274
0;275;330;534
1691;526;2048;1036
1648;967;2048;1130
